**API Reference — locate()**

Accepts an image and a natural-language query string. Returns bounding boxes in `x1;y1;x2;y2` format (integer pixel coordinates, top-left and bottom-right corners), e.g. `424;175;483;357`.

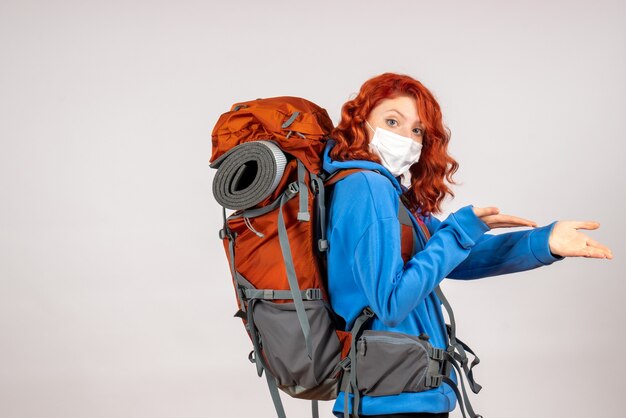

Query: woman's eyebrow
384;108;423;126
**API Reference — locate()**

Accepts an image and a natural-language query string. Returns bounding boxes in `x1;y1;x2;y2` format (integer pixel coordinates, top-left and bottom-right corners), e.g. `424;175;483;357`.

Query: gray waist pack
355;330;448;397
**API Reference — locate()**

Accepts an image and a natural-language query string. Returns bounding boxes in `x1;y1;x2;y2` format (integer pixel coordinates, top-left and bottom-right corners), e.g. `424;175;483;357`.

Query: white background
1;1;624;417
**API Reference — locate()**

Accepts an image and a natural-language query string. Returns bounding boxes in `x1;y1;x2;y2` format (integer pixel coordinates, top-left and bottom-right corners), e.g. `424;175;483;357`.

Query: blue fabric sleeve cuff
450;204;491;247
530;221;565;264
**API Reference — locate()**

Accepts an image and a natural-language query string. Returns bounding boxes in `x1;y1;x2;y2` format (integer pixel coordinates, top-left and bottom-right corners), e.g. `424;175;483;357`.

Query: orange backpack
209;97;482;418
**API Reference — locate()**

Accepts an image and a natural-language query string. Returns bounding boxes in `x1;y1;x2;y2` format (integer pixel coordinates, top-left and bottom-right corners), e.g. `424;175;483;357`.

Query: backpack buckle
318;239;329;252
431;347;445;361
362;307;376;318
305;288;322;300
426;375;442;387
236;286;248;302
310;179;319;194
286;182;299;198
219;228;236;240
338;356;351;374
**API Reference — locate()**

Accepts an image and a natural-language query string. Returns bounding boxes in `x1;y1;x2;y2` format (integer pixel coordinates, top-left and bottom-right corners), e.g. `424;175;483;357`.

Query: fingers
500;215;538;227
585;236;614;259
473;206;500;217
482;214;538;228
570;222;612;259
573;245;612;259
573;221;600;230
586;236;612;253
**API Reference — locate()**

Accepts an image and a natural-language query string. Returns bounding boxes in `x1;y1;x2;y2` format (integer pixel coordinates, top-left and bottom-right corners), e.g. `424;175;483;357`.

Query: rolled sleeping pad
210;140;288;210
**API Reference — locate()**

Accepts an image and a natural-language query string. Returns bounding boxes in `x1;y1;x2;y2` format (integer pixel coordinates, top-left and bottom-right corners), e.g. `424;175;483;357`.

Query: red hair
330;72;459;217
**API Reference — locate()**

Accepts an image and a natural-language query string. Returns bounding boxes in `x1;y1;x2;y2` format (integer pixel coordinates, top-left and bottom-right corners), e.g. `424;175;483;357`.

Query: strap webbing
265;369;287;418
435;286;459;345
243;288;323;301
442;353;483;418
435;287;482;394
277;184;313;359
296;160;310;221
447;330;482;393
282;111;300;129
311;400;319;418
343;307;375;418
323;168;366;187
230;196;282;219
397;202;417;256
230;165;308;219
223;207;247;312
310;172;328;252
246;299;264;377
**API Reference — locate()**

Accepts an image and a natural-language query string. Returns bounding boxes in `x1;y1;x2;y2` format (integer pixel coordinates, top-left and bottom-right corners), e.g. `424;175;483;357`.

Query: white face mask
366;121;422;188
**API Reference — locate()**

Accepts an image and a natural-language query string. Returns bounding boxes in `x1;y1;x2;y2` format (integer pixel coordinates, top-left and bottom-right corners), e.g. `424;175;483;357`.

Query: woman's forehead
372;96;420;121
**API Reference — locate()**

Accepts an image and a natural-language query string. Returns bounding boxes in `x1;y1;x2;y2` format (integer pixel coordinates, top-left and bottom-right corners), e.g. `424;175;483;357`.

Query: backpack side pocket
251;299;342;399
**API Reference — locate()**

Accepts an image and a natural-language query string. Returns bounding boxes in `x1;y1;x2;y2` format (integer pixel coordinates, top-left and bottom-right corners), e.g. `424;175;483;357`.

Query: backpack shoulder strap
398;199;484;418
417;216;431;240
323;168;368;186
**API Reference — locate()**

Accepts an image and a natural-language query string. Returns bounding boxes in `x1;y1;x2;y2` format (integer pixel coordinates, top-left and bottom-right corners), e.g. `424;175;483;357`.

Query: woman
322;72;613;418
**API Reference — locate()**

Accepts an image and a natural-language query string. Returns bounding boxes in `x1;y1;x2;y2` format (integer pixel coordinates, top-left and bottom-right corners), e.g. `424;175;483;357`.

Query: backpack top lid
210;96;334;174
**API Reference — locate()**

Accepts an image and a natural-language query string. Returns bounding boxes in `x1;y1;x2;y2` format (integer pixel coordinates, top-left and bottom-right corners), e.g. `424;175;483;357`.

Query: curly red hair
330;72;459;217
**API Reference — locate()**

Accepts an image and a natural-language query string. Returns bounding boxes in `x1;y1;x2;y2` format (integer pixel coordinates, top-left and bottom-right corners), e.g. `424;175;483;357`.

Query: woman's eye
385;119;398;127
413;127;424;135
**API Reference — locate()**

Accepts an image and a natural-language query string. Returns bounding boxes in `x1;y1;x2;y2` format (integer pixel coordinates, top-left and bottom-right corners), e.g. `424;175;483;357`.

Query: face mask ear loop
365;120;376;134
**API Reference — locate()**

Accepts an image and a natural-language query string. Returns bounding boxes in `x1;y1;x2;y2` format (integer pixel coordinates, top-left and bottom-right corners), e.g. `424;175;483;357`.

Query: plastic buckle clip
427;375;442;387
432;347;445;361
286;182;299;198
363;306;376;318
237;286;248;301
338;356;351;371
219;228;236;240
305;288;322;300
310;178;319;194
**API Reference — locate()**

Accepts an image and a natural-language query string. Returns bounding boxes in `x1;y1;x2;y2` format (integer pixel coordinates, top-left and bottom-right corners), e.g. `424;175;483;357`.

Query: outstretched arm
423;213;613;281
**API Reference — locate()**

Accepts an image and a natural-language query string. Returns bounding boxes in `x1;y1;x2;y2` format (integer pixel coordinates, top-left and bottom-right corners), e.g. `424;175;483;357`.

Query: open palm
548;221;613;259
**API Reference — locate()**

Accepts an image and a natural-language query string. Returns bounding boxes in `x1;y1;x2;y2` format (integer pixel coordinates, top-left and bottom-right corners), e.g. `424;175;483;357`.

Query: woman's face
365;95;424;144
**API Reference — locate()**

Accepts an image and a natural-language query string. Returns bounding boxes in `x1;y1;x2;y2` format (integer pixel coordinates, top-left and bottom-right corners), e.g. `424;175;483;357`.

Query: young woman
322;72;613;418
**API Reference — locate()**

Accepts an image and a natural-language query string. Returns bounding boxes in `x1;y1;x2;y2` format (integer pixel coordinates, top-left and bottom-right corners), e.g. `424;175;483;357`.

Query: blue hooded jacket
323;140;565;416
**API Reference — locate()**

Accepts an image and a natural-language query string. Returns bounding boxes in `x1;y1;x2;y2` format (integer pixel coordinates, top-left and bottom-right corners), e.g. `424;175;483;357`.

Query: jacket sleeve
423;212;566;280
341;173;490;327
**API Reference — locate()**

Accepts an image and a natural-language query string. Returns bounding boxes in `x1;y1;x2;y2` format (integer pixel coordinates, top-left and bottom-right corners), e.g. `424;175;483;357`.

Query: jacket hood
322;139;406;195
